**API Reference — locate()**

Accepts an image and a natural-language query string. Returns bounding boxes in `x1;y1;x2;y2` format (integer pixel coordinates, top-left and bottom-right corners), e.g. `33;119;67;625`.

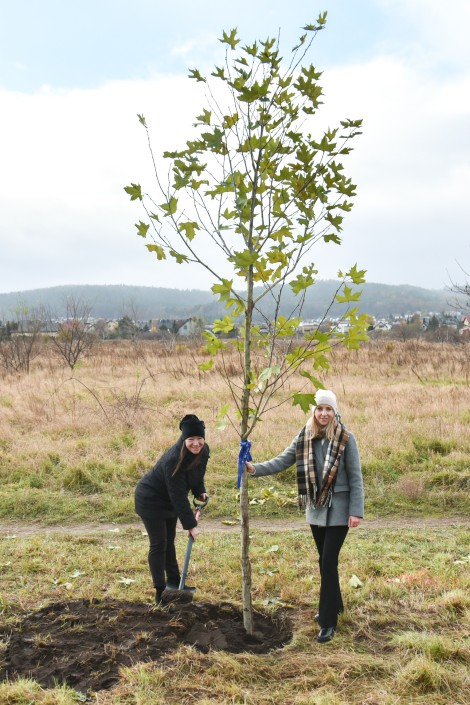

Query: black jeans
140;515;180;590
310;524;349;628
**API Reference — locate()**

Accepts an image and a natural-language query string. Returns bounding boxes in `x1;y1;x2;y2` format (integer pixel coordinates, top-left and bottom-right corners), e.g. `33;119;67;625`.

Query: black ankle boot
155;586;166;604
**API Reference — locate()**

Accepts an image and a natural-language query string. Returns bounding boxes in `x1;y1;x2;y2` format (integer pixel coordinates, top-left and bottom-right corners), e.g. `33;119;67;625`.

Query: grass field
0;339;469;703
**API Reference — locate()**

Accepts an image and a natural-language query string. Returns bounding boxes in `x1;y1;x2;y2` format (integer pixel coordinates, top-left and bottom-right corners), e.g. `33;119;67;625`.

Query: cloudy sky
1;0;469;294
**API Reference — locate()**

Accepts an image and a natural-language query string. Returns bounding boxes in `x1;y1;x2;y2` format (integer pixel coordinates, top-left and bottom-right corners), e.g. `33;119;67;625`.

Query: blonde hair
310;412;337;441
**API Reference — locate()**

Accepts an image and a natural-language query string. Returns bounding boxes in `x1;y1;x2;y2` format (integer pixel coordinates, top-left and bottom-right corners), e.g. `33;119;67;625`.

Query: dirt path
1;516;468;537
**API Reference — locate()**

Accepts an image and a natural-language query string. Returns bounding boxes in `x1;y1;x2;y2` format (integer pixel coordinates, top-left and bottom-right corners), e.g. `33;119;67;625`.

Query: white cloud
0;1;469;294
375;0;470;72
170;32;218;60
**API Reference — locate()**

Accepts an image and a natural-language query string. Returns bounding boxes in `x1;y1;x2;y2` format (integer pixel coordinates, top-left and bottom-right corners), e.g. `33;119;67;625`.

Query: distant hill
0;282;455;321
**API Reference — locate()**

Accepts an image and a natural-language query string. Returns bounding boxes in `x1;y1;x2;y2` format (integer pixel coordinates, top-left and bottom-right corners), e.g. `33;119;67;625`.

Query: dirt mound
0;598;291;694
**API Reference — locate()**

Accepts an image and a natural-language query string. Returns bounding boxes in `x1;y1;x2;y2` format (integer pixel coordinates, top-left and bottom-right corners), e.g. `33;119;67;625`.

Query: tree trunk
240;266;254;634
240;467;253;634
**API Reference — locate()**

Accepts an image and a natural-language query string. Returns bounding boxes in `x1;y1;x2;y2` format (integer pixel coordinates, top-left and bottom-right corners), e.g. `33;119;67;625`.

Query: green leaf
232;250;258;270
269;226;293;242
211;279;234;302
290;272;315;295
225;298;245;316
325;212;343;231
211;66;226;79
220;28;240;50
124;183;142;201
195;109;211;125
202;331;225;355
336;285;362;304
299;371;324;388
238;79;270;104
137;114;147;127
160;196;178;217
345;264;367;285
220;207;237;221
179;221;200;241
243;41;258;57
212;315;235;334
169;250;188;264
292;393;317;413
323;233;342;244
146;244;166;260
201;127;225;151
188;68;206;82
274;316;301;337
223;112;239;129
135;221;149;238
198;359;214;371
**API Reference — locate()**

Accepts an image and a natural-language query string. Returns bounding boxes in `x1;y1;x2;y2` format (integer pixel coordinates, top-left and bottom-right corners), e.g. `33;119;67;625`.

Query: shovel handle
179;497;209;590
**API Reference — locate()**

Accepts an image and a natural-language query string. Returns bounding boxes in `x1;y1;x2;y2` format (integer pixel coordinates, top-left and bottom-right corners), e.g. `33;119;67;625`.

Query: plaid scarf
295;417;350;509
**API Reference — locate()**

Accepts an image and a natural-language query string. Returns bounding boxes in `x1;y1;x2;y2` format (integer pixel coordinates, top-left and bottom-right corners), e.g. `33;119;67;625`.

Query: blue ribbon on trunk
237;439;252;488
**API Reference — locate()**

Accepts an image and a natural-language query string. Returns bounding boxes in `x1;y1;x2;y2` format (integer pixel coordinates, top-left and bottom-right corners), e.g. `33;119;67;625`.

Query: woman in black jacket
135;414;209;603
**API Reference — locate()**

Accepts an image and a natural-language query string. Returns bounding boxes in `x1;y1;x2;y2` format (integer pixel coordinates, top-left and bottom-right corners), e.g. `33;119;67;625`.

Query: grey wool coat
251;428;364;527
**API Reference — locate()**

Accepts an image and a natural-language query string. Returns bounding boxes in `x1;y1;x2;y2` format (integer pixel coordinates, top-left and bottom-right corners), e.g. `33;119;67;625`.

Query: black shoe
317;627;335;643
166;583;196;593
314;613;320;624
155;587;166;604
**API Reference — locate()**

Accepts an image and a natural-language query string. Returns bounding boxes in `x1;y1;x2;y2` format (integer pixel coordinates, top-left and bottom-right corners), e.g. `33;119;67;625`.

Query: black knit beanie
179;414;205;440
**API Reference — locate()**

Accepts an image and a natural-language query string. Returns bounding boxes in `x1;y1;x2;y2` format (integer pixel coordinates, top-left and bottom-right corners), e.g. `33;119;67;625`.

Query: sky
0;0;469;295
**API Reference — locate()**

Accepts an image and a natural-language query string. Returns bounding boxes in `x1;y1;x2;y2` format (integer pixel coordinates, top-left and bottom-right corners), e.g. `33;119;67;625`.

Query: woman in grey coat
246;389;364;644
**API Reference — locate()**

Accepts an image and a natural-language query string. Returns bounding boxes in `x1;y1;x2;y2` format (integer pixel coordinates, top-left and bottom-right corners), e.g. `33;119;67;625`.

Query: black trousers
140;515;181;590
310;524;349;628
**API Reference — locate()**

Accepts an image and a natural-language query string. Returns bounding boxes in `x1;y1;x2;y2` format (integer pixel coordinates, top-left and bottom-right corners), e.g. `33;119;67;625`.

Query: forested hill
0;282;453;321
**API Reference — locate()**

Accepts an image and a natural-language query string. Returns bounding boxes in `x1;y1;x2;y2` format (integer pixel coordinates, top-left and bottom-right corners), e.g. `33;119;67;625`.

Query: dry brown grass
0;338;469;523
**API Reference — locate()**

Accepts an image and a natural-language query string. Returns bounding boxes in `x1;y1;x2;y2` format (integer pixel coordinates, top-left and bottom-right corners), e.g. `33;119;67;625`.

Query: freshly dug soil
0;598;291;694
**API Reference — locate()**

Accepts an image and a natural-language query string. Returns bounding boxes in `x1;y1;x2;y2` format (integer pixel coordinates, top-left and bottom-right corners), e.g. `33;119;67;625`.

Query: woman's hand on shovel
189;527;199;541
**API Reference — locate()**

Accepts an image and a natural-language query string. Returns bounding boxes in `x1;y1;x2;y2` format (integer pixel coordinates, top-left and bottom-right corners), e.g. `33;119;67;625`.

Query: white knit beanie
314;389;338;413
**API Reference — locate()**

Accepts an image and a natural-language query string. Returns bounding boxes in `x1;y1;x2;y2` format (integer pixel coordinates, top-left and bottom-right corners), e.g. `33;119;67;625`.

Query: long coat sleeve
251;430;364;526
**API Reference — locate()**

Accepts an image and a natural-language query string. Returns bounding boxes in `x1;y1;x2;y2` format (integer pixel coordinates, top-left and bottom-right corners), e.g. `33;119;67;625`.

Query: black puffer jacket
134;437;209;529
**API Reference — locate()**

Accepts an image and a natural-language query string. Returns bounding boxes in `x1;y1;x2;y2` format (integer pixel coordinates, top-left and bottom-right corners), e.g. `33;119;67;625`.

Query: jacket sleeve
190;464;207;500
344;433;364;518
164;467;198;530
251;435;298;477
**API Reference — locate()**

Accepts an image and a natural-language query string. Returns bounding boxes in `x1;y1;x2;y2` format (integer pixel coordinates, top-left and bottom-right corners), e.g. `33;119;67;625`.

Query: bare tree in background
0;305;44;374
48;296;96;369
448;263;470;312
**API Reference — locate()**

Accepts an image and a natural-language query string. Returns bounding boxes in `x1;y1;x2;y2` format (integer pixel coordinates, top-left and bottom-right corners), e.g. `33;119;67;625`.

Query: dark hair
172;441;205;476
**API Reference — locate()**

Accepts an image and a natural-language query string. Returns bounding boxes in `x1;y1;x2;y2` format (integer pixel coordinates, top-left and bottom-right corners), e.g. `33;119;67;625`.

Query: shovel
163;496;209;605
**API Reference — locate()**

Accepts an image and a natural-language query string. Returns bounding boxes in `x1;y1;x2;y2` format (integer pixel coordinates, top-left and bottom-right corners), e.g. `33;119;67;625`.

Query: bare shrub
395;475;426;501
47;296;97;369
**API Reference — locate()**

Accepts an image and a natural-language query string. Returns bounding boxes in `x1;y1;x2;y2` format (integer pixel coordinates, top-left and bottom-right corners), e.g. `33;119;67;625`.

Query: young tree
126;14;368;632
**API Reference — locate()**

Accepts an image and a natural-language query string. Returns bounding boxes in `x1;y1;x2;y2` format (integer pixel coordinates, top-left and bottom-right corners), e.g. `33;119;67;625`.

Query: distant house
103;320;119;334
177;318;201;337
461;315;470;338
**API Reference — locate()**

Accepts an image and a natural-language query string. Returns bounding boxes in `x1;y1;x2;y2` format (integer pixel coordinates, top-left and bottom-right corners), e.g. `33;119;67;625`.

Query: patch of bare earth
0;598;291;695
